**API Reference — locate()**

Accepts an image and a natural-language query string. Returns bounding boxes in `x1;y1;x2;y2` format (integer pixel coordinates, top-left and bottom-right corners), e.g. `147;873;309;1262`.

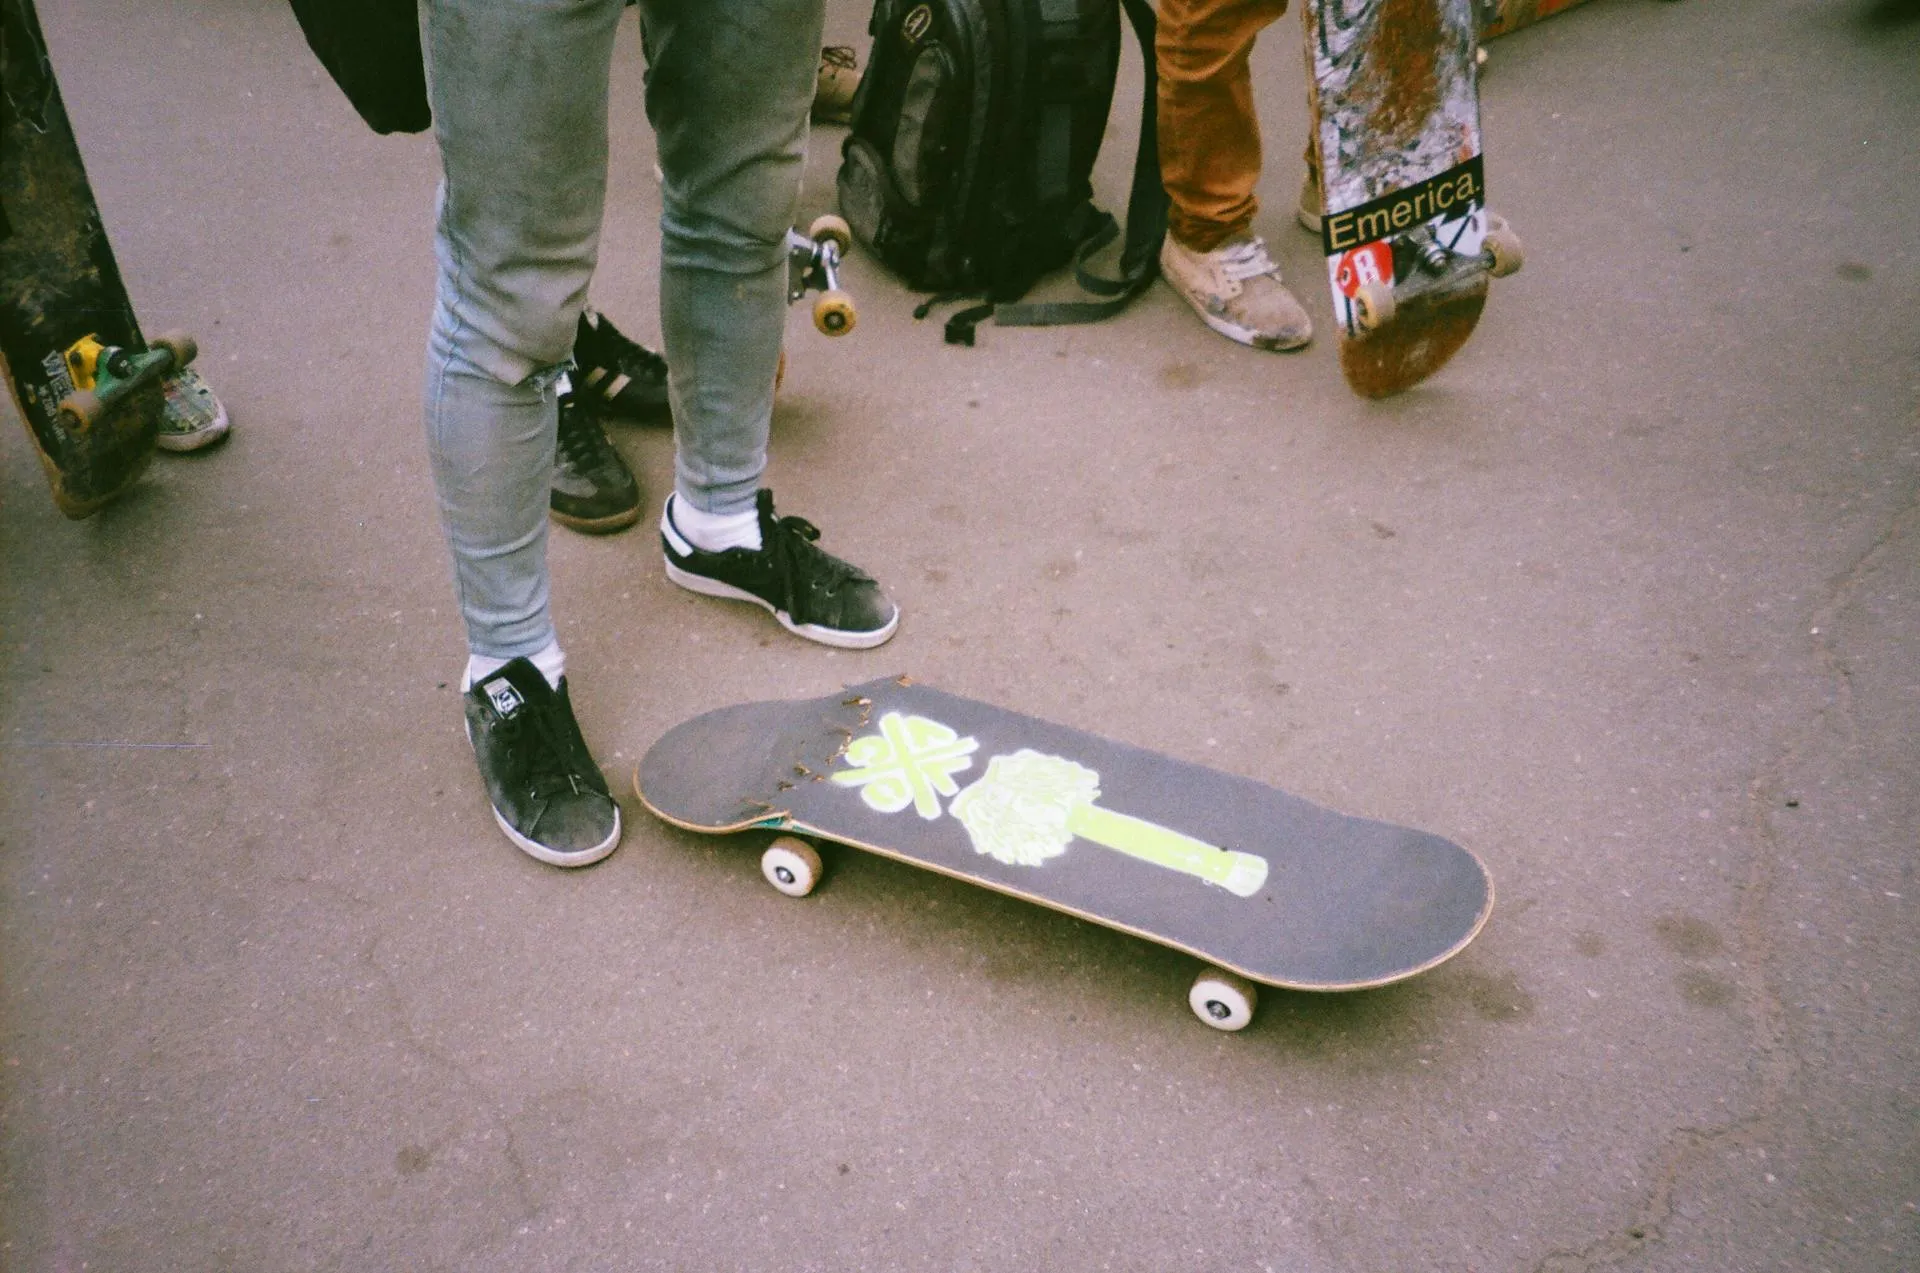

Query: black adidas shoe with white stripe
661;490;899;649
550;389;641;533
464;658;621;867
573;307;670;421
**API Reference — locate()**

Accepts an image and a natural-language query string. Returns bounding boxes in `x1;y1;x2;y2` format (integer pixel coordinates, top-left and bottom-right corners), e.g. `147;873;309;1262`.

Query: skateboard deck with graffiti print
636;676;1492;1030
1303;0;1523;398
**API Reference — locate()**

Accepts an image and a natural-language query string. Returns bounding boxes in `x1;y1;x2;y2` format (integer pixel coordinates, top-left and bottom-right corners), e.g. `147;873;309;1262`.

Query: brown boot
811;46;861;125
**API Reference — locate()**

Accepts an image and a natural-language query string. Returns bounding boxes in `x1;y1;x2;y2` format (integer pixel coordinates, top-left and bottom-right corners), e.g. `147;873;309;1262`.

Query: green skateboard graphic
834;711;1269;895
637;677;1493;1031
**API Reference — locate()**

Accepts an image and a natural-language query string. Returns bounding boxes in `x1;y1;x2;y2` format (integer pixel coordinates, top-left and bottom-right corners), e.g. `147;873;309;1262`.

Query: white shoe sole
664;559;900;650
1172;290;1313;353
492;804;621;869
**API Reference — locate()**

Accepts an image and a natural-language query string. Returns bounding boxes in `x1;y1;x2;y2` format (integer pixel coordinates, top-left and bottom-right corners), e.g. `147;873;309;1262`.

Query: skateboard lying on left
0;0;202;516
637;676;1493;1031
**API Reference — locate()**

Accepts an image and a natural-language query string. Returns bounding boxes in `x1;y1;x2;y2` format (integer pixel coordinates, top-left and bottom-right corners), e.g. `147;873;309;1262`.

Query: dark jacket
289;0;430;134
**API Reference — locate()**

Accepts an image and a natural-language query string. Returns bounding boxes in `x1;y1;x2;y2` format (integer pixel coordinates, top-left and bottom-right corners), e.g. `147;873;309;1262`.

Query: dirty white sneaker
1160;234;1313;351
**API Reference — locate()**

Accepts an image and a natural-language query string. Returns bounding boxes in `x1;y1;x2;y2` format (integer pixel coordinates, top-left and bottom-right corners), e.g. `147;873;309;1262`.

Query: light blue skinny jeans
420;0;823;658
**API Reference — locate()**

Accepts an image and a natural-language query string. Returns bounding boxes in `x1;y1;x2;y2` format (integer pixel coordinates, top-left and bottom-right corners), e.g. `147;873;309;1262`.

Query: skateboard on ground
1303;0;1523;398
0;0;202;516
636;676;1493;1031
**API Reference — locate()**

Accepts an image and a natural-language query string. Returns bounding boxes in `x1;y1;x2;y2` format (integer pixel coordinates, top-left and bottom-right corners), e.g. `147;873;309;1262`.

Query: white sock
664;492;761;553
463;638;566;692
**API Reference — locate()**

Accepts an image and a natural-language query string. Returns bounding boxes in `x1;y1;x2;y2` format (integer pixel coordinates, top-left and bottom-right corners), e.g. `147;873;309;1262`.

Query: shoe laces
821;45;858;72
580;309;667;381
555;397;622;475
762;496;871;600
1216;237;1281;284
497;689;594;802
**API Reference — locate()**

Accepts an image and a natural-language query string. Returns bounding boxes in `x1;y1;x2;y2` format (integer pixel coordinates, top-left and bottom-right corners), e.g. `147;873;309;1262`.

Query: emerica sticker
1322;155;1484;255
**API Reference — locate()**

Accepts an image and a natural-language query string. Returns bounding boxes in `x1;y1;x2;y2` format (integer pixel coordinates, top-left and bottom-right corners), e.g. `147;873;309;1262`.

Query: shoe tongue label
483;678;526;718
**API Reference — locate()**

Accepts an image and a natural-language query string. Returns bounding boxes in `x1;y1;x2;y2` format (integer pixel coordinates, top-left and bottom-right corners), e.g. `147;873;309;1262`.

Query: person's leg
1155;0;1312;350
421;0;625;657
638;0;820;518
638;0;898;649
1157;0;1287;251
421;0;628;865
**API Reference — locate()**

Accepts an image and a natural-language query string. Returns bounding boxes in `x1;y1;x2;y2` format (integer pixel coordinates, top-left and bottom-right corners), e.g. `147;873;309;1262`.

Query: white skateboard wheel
1353;280;1395;331
1189;967;1258;1031
150;330;197;369
1484;224;1524;278
761;836;823;897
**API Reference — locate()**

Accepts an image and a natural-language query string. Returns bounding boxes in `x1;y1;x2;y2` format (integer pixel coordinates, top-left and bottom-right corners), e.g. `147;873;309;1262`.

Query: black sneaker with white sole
464;658;622;867
551;390;641;533
661;489;899;649
573;308;670;421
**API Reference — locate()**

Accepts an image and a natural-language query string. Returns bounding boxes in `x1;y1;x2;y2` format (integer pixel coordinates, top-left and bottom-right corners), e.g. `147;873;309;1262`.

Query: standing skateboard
1303;0;1523;398
0;0;199;516
637;677;1492;1031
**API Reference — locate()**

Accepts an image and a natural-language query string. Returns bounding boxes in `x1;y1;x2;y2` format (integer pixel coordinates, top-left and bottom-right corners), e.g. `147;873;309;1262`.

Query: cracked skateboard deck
636;676;1492;1030
1304;0;1522;398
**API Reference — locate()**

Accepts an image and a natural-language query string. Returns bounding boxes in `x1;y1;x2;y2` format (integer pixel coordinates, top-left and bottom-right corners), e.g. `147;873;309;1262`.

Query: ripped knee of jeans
523;358;575;398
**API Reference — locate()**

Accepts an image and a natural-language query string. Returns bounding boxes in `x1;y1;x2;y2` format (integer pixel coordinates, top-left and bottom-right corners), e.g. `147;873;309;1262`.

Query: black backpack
835;0;1165;345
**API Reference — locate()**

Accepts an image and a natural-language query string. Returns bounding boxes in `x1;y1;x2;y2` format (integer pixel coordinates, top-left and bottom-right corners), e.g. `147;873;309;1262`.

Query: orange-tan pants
1156;0;1291;252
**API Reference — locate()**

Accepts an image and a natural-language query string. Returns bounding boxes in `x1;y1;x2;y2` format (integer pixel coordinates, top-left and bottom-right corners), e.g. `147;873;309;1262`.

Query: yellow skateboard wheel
807;213;852;255
813;290;856;337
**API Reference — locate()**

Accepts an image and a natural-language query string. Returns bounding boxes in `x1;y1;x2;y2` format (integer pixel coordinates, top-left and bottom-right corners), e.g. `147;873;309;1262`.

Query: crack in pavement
1531;477;1920;1272
355;932;543;1256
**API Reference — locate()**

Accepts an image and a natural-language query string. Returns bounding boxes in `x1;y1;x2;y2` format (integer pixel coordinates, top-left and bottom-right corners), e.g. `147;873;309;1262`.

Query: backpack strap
986;0;1165;330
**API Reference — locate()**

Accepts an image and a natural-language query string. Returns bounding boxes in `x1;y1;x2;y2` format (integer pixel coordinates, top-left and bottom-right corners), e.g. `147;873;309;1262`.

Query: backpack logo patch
901;4;933;44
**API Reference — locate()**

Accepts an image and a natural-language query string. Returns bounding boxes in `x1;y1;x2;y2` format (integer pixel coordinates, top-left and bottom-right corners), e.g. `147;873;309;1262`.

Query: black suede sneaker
661;490;899;649
551;390;641;533
573;308;670;421
464;658;622;867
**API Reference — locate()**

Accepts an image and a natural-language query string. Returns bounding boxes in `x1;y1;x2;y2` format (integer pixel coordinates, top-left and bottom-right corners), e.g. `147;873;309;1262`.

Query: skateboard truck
1349;215;1526;336
787;214;856;337
57;331;195;432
